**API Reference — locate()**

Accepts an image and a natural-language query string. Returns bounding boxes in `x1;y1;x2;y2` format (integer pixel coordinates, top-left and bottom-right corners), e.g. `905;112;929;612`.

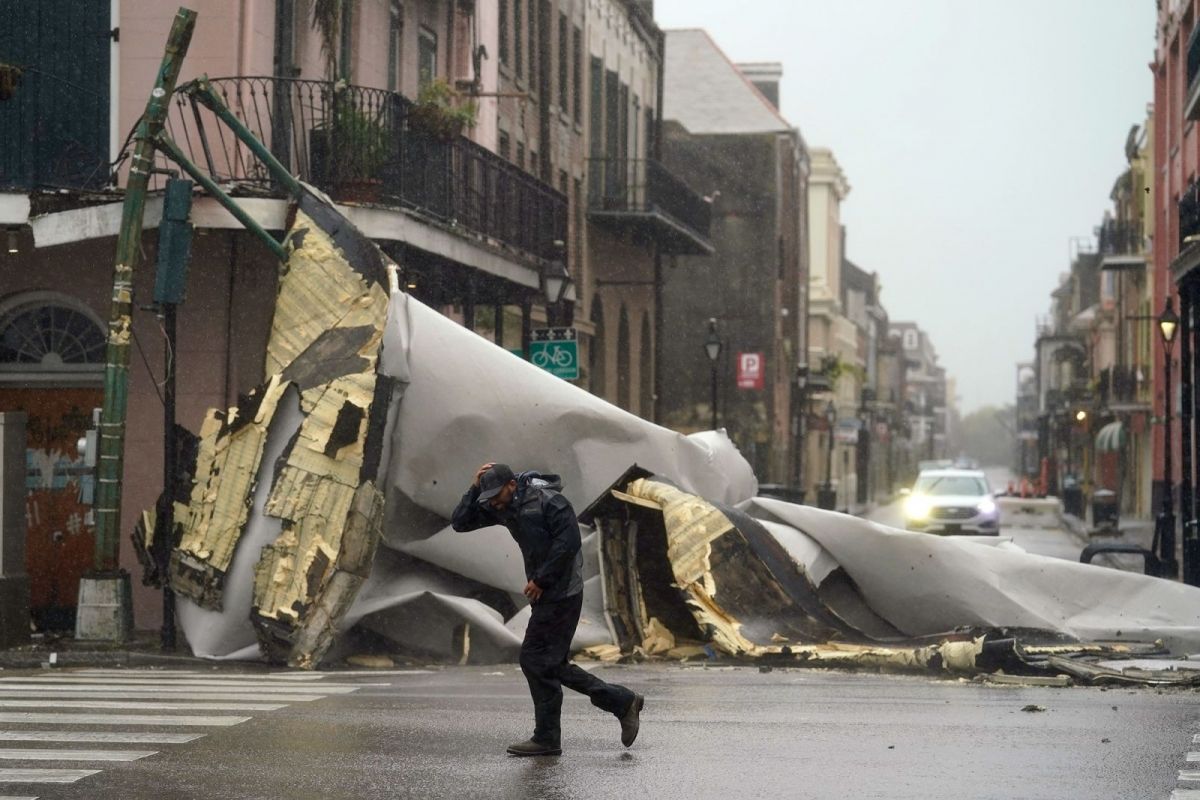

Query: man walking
452;462;644;757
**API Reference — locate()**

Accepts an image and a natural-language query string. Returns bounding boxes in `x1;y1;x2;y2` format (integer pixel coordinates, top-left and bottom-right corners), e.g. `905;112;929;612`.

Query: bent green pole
94;7;198;573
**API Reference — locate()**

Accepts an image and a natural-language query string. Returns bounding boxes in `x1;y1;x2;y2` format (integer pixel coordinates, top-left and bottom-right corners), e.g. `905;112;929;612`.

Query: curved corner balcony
165;76;567;269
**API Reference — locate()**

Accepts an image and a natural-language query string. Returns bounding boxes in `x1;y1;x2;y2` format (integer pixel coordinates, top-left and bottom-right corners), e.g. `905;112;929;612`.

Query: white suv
901;469;1000;535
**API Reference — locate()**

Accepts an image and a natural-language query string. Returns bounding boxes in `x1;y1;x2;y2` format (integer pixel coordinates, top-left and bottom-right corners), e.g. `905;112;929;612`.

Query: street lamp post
795;362;809;502
541;252;571;328
817;400;837;510
1159;297;1180;578
704;319;722;430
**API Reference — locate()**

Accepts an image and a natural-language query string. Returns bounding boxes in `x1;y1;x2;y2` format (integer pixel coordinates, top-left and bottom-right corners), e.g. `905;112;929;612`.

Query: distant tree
955;404;1016;469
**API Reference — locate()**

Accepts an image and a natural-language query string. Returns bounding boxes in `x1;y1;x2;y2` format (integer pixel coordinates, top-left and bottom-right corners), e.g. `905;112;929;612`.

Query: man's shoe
619;694;644;747
506;738;562;757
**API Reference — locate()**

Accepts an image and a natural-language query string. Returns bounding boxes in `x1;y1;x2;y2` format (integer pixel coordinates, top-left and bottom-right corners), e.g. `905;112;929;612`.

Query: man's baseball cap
477;463;516;504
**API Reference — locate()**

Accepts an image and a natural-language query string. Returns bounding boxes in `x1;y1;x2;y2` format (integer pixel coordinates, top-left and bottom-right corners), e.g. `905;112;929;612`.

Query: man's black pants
520;592;635;746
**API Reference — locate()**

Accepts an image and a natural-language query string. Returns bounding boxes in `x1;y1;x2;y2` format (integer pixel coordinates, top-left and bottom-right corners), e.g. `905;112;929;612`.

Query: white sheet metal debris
144;185;1200;684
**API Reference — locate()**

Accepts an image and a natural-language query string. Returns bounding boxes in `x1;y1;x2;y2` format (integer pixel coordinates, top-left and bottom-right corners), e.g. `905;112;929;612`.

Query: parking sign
737;352;764;390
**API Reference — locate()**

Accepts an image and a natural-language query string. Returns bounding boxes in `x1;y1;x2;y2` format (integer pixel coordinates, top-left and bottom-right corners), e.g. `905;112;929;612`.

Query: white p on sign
737;352;764;390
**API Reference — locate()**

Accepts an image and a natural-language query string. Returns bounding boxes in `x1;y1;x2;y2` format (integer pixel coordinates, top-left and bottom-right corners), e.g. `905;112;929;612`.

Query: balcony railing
1099;365;1147;408
165;77;566;266
586;157;713;255
1180;180;1200;251
1097;219;1143;258
1187;24;1200;121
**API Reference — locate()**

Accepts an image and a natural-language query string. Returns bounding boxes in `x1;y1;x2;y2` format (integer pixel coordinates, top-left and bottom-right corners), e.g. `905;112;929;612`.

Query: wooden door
0;387;101;631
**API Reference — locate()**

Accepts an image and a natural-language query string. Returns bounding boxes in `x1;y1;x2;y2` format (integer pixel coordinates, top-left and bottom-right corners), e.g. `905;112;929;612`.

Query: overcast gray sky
654;0;1155;414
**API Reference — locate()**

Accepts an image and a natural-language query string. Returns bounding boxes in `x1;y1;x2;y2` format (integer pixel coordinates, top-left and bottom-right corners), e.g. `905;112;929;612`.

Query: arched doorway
589;296;606;399
0;292;105;631
617;305;631;411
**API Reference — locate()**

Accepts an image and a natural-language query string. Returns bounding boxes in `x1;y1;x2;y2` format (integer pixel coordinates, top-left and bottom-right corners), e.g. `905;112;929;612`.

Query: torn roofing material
165;203;394;668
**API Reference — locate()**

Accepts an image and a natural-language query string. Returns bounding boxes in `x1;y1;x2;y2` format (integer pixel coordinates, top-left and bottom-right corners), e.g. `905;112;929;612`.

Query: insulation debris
162;200;395;668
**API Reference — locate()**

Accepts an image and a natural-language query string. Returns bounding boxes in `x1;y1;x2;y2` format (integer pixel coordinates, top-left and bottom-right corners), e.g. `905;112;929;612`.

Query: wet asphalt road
30;664;1199;800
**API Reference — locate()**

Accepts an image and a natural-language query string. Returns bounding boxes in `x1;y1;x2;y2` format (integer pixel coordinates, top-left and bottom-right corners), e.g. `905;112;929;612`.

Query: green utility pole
80;8;197;641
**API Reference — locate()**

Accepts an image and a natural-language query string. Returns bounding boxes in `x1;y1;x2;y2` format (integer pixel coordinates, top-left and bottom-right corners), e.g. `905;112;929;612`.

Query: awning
1096;421;1126;453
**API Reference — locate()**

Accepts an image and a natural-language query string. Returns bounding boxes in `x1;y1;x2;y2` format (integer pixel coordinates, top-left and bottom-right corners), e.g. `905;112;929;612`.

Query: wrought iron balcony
165;76;566;267
1098;365;1147;409
1187;24;1200;122
1097;219;1145;269
1182;180;1200;252
586;157;713;255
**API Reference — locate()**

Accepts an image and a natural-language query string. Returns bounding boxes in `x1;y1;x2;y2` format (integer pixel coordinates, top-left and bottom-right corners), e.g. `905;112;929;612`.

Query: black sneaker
506;738;562;757
620;694;644;747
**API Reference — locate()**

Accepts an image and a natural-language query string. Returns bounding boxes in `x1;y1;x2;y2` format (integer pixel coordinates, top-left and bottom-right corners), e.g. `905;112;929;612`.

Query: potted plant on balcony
309;88;392;203
407;78;478;141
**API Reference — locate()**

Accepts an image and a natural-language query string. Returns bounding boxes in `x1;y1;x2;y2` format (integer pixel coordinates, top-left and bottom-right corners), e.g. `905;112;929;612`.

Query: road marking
1170;790;1200;799
0;749;156;762
0;690;321;702
0;731;203;744
0;700;286;712
0;683;334;697
0;769;99;783
1179;770;1200;781
0;713;250;727
0;795;38;800
0;678;368;692
1188;752;1200;762
70;670;329;681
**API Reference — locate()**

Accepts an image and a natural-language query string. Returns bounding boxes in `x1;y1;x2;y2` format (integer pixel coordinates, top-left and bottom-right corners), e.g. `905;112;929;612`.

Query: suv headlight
976;498;997;515
905;495;932;520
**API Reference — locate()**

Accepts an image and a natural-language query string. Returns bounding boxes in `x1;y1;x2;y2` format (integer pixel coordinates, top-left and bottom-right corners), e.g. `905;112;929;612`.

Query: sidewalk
1060;509;1155;573
0;630;215;671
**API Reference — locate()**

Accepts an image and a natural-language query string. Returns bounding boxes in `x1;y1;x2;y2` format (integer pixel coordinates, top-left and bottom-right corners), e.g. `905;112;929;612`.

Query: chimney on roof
736;62;783;110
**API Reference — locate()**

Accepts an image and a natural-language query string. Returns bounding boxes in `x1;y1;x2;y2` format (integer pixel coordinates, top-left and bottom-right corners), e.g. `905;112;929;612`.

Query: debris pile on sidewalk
133;182;1200;685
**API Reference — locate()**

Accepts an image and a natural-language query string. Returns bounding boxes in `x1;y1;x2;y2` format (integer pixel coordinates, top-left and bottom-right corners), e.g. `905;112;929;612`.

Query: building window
387;2;403;92
418;26;438;88
559;169;568;195
516;141;525;171
499;130;511;162
903;329;918;351
558;13;569;110
573;27;583;124
589;57;603;157
514;0;523;78
499;0;509;65
0;301;105;368
527;0;538;86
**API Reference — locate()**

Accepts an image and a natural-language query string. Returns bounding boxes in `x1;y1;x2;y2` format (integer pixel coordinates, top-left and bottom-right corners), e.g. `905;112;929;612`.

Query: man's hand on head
474;462;495;488
523;580;543;601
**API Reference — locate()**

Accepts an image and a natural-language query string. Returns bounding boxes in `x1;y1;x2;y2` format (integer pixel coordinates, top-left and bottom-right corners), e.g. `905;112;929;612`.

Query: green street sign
529;327;579;380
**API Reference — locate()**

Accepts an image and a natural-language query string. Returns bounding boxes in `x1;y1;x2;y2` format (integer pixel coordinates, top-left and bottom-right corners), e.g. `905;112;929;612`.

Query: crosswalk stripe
0;769;99;783
0;683;334;697
0;731;202;744
0;678;368;692
0;713;249;727
0;700;286;712
1170;790;1200;798
1179;770;1200;782
0;749;155;762
0;795;37;799
0;690;321;702
1188;752;1200;762
70;670;328;682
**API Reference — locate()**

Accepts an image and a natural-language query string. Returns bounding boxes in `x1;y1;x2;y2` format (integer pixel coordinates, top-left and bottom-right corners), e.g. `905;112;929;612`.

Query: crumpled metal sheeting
746;497;1200;654
170;374;290;609
164;201;395;667
609;478;847;656
253;481;384;668
375;292;759;526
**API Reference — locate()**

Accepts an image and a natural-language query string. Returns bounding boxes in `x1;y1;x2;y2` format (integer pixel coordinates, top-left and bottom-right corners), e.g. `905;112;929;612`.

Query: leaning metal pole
81;8;197;641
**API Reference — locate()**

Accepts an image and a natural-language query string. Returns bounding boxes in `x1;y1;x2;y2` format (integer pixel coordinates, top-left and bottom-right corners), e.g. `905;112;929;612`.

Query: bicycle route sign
530;327;579;380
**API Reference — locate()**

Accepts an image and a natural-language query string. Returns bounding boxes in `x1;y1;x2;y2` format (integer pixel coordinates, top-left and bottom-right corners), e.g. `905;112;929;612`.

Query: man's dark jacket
450;471;584;604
